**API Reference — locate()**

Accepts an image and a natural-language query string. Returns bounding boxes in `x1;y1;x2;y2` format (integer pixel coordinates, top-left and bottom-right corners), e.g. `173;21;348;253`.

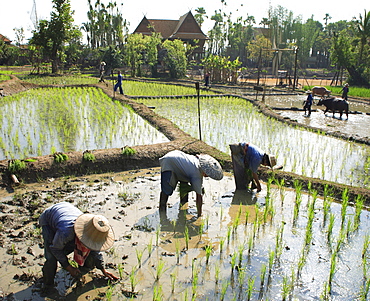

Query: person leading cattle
341;83;349;100
39;202;118;293
304;90;313;116
159;150;223;217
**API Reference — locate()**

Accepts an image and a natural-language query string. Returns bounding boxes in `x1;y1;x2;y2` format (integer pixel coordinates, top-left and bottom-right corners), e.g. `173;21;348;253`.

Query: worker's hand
66;265;81;278
101;269;119;281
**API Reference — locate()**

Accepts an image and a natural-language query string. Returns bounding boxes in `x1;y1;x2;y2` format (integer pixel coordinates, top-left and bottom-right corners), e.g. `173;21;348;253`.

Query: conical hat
74;214;115;251
198;154;223;180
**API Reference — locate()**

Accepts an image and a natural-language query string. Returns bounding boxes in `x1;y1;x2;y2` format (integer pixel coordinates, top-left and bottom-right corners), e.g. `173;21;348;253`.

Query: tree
162;40;188;79
194;7;207;27
30;0;80;73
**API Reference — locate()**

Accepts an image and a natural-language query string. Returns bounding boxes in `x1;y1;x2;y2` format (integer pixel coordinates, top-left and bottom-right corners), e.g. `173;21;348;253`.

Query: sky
1;0;368;43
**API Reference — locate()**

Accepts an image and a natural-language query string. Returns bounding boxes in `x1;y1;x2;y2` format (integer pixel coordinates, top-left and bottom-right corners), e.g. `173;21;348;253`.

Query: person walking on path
341;83;349;100
114;70;124;94
99;61;106;83
304;90;313;116
39;202;118;292
159;150;223;217
230;143;276;192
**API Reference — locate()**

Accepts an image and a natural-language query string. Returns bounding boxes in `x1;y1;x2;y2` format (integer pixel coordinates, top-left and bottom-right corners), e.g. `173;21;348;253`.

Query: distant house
133;11;207;61
0;34;12;45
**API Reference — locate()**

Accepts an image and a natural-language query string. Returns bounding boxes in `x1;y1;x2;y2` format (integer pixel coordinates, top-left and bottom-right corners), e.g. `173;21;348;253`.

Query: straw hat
305;90;312;94
198;154;223;180
74;214;115;251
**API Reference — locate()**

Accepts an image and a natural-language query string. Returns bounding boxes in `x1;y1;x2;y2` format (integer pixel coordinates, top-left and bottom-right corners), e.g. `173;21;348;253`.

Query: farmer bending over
159;150;223;217
39;202;118;292
230;143;276;192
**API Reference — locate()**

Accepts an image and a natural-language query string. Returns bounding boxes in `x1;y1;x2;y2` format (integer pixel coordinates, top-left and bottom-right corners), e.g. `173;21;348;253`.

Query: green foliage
54;152;69;163
83;150;95;162
162;39;188;79
122;146;136;157
8;159;26;173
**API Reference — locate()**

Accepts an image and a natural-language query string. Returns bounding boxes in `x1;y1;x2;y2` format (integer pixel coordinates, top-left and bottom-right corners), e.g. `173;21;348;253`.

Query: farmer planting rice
230;143;276;192
159;150;223;217
39;202;118;293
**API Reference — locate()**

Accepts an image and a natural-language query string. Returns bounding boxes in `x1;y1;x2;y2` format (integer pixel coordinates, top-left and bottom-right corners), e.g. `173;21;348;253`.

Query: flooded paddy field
0;170;369;300
139;96;370;189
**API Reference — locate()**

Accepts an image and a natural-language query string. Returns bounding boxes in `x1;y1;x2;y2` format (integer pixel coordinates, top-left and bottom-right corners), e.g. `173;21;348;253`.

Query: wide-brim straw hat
305;90;312;94
74;214;115;251
266;154;277;168
198;154;223;180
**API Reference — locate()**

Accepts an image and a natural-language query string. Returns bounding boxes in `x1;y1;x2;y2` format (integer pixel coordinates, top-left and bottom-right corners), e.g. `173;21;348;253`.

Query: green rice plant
363;234;369;259
191;266;199;299
259;264;267;290
147;238;153;257
219;236;225;254
153;284;163;301
281;274;291;301
267;249;275;276
8;159;26;173
328;251;337;290
359;278;370;301
155;259;166;281
230;251;238;272
246;276;255;301
105;284;114;301
175;239;181;264
53;152;68;163
136;248;145;268
323;195;332;225
227;225;232;244
205;244;212;264
354;195;364;230
327;213;335;243
82;150;95;162
215;262;221;284
321;281;330;301
122;146;136;156
129;267;138;292
117;263;124;279
220;280;229;301
199;219;205;240
170;272;176;293
184;225;189;250
245;209;249;225
237;243;245;268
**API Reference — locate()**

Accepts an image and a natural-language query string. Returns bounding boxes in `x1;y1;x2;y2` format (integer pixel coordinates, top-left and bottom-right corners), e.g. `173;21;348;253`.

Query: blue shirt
117;73;122;85
39;202;103;269
241;143;265;173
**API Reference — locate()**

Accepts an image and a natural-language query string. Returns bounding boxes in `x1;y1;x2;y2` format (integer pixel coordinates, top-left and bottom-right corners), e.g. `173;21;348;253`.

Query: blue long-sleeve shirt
39;202;104;269
240;143;265;173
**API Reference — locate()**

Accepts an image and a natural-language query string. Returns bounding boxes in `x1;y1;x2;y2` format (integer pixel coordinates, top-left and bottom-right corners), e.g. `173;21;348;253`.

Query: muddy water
1;171;369;300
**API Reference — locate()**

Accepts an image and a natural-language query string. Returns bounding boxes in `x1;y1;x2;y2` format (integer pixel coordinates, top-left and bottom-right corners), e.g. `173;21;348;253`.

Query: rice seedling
155;226;160;246
281;274;291;301
341;189;349;228
227;225;232;244
359;278;370;301
219;236;225;254
8;159;26;173
53;152;68;163
327;213;335;243
175;239;181;264
154;259;166;281
354;195;364;230
153;284;163;301
199;219;205;240
147;238;153;257
328;251;337;292
220;280;229;301
136;248;145;268
82;150;95;162
122;146;136;157
170;271;176;293
129;267;138;293
230;251;238;272
246;276;255;301
215;262;221;284
363;234;370;259
205;244;212;264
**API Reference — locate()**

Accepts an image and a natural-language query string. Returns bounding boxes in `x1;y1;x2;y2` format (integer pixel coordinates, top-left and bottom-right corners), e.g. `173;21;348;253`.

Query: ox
312;86;331;98
317;97;349;119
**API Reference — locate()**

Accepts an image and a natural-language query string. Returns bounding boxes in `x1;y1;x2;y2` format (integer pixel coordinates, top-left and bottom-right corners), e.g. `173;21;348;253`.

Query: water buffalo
312;86;331;98
317;97;349;119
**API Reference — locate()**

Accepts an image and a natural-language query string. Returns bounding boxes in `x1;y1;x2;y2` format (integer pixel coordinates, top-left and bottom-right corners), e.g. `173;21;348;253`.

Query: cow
312;86;331;98
317;97;349;119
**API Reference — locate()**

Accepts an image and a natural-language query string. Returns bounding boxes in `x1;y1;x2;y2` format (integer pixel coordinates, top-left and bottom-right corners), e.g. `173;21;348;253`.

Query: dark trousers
114;83;123;94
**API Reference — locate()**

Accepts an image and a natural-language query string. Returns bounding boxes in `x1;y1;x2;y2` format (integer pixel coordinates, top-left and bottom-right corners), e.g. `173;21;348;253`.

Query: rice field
0;87;169;159
138;96;370;189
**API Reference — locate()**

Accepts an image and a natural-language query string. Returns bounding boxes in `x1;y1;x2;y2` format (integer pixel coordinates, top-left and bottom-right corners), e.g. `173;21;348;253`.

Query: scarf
74;237;90;266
